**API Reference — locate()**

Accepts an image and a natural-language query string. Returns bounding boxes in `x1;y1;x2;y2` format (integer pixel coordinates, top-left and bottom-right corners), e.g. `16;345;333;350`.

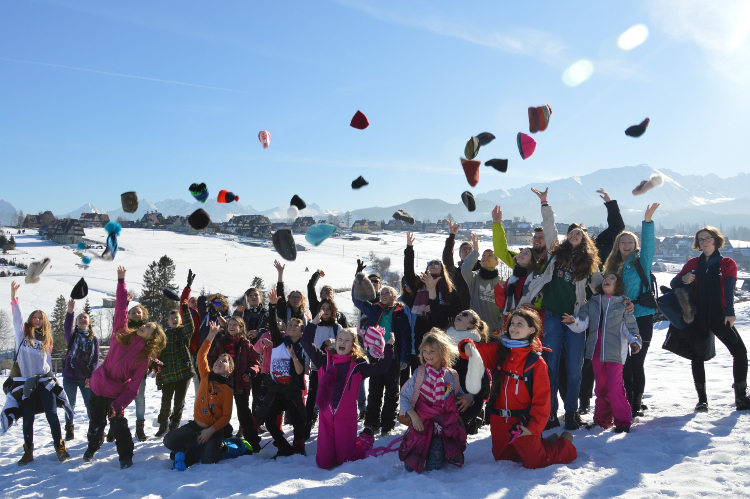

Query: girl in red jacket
460;308;577;469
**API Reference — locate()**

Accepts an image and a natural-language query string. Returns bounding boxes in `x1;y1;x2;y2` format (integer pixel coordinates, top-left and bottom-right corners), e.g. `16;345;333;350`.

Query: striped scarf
420;365;446;406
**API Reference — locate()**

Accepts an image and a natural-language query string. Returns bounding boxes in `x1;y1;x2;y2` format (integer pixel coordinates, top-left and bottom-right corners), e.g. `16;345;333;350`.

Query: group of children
6;185;744;475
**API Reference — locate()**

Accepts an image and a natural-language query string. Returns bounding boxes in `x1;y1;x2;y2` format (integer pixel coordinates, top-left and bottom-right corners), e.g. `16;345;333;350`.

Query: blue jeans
62;377;91;425
543;311;585;414
135;377;147;422
358;378;367;413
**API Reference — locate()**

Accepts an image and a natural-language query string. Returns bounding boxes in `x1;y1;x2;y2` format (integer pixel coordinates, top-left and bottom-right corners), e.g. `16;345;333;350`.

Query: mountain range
3;165;750;228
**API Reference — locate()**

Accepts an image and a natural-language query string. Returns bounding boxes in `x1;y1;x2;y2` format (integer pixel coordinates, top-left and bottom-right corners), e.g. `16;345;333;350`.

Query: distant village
10;210;750;272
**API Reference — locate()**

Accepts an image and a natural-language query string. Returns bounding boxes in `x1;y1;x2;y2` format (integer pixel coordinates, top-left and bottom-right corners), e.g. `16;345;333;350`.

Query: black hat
625;118;650;138
485;159;508;173
70;278;88;300
393;209;416;225
290;195;306;211
461;191;476;212
163;288;180;301
352;176;369;189
272;229;297;261
476;132;496;147
464;136;480;160
121;192;138;214
188;209;211;230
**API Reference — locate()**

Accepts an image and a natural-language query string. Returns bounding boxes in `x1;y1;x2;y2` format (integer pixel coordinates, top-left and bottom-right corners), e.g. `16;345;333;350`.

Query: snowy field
1;228;749;498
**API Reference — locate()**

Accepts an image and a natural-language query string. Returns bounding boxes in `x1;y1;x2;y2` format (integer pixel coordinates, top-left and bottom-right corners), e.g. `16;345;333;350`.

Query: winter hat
352;272;376;301
461;191;476;212
476;132;496;147
517;133;537;160
363;326;386;359
121;192;138;214
461;157;481;187
163;288;180;301
351;176;369;189
632;172;665;196
350;110;369;130
77;242;86;250
189;183;209;203
290;195;306;211
305;223;338;246
625;118;650;138
217;190;239;203
287;205;299;219
70;278;89;300
258;130;271;149
188;208;211;230
102;221;121;261
464;136;480;160
528;104;552;133
393;209;416;225
25;257;51;284
485;159;508;173
81;255;92;265
272;229;297;261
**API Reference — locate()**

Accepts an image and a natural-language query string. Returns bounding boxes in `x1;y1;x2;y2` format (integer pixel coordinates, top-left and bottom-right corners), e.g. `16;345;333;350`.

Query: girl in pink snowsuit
301;310;394;470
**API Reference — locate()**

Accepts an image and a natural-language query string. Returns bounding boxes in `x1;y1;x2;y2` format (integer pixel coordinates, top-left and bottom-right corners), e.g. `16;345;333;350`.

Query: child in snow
154;276;196;438
460;308;577;469
562;273;642;432
6;281;71;465
163;320;234;470
399;330;468;473
301;313;395;470
256;289;307;458
62;297;99;442
274;259;311;326
84;266;167;469
207;316;262;450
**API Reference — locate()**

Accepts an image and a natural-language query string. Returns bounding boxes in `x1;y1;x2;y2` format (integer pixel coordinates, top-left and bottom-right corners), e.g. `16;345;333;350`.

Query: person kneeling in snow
399;330;468;473
459;308;577;469
163;320;234;470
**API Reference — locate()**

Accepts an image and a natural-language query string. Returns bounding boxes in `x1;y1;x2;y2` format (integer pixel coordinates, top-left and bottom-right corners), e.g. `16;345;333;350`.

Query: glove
508;414;529;445
146;357;164;378
187;269;196;288
356;259;367;274
400;362;409;371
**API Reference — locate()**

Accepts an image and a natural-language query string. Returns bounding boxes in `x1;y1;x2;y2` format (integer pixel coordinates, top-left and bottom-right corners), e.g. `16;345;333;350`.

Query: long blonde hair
603;231;640;276
419;329;458;368
329;328;367;362
24;310;53;352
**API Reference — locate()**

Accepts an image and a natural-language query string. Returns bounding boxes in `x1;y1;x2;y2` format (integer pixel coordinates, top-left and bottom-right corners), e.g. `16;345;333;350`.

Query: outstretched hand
268;288;279;305
117;266;126;279
597;188;611;203
356;259;367;273
491;206;503;224
531;187;548;203
470;233;479;252
406;232;415;247
67;299;75;313
186;269;196;288
645;203;660;223
274;260;285;277
447;220;460;235
10;281;20;301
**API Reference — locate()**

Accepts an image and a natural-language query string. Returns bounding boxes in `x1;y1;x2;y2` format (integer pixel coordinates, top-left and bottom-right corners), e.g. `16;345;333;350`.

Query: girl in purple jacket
61;298;99;441
301;311;394;470
83;266;166;469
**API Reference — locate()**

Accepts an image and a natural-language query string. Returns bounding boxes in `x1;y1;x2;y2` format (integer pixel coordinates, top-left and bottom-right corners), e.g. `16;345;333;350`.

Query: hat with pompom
217;190;239;203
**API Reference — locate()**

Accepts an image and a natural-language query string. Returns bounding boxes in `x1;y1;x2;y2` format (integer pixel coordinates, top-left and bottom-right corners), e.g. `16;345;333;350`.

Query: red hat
460;158;481;187
528;105;552;133
350;110;369;130
217;190;239;203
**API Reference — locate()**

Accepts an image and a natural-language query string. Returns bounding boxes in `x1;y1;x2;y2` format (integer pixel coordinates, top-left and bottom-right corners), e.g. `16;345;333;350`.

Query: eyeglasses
427;260;441;267
211;301;223;307
369;279;381;284
698;237;714;244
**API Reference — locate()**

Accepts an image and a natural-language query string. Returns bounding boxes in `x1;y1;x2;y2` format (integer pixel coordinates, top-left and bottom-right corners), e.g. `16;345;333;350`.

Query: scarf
208;372;230;385
505;265;529;312
34;329;44;341
412;289;430;317
696;250;723;331
444;327;481;346
501;336;530;349
479;267;499;280
420;365;447;406
128;320;144;330
224;335;241;359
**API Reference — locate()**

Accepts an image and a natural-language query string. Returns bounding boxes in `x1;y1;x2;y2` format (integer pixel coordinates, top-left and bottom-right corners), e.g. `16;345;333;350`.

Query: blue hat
305;224;338;247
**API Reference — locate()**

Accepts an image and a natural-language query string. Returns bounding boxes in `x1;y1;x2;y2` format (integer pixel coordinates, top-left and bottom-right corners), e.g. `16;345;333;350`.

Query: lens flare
617;24;649;51
562;59;594;86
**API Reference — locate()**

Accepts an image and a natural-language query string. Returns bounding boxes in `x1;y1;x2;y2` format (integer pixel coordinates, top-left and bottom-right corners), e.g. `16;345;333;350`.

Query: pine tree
251;276;265;290
50;295;67;352
83;298;92;316
140;255;178;328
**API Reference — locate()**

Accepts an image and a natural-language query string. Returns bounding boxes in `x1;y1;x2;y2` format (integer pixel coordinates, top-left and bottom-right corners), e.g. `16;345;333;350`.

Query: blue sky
2;0;750;216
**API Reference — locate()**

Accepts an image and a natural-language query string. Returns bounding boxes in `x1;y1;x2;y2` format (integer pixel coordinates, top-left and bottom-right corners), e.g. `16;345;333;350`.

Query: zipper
600;297;611;363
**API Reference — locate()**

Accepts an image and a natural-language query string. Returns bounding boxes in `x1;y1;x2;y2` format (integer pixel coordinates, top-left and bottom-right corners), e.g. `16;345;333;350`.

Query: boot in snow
135;420;148;441
631;393;644;417
734;382;750;411
545;413;561;430
65;424;75;441
695;383;709;412
54;439;71;462
18;444;33;465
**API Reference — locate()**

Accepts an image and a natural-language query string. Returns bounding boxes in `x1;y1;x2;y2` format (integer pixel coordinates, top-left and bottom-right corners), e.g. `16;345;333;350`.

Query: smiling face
618;234;636;258
286;320;303;340
128;306;145;322
320;302;333;321
532;230;546;252
567;229;584;248
136;322;157;340
454;310;475;331
188;297;197;309
76;313;91;331
228;318;241;336
480;249;499;270
515;248;532;267
602;273;618;295
380;287;395;307
368;276;382;292
336;330;355;355
421;344;442;369
426;260;442;276
508;315;535;341
320;286;334;300
167;311;181;329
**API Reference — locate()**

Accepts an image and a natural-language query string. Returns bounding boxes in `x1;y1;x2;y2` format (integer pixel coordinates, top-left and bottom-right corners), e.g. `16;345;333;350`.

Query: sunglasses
457;311;471;318
427;260;441;267
211;301;223;307
369;279;381;284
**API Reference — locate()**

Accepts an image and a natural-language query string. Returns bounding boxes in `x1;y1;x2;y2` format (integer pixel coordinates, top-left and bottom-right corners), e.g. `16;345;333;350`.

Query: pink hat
517;133;537;160
362;326;386;358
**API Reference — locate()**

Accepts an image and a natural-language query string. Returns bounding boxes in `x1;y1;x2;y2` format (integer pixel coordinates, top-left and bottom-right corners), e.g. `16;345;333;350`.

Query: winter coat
307;271;349;328
275;280;310;327
620;221;656;318
236;305;270;335
461;250;503;329
207;333;260;393
442;233;472;311
194;339;233;432
566;294;642;364
351;295;412;364
672;255;737;315
519;256;602;316
197;295;231;345
156;290;195;387
62;312;99;381
594;200;625;264
11;299;52;378
89;278;150;414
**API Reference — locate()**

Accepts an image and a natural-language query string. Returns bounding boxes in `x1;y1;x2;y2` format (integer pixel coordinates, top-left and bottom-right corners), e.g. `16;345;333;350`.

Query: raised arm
65;299;75;343
461;242;480;290
442;220;460;275
267;289;284;347
532;188;558;250
11;281;24;348
301;317;327;371
307;270;322;315
640;204;659;274
404;232;419;291
491;206;517;269
113;266;129;334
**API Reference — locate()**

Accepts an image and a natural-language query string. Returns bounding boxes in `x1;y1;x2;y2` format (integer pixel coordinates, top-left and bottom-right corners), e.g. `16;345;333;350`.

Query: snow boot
292;439;306;456
734;382;750;411
545;413;561;431
18;444;33;466
106;424;116;443
271;441;295;459
155;421;169;438
120;458;133;469
235;427;244;439
169;412;182;432
65;423;75;441
465;418;479;435
135;420;148;441
695;383;709;412
632;393;644;417
578;398;591;415
380;427;393;436
54;439;70;462
614;426;630;434
564;411;584;431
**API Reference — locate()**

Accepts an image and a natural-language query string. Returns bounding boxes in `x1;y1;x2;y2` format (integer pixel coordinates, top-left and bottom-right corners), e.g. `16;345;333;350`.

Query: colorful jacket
519;256;602;316
672;255;737;316
207;333;260;393
62;312;99;381
194;339;233;432
156;289;194;386
350;295;412;364
620;221;656;317
89;278;150;414
11;299;52;378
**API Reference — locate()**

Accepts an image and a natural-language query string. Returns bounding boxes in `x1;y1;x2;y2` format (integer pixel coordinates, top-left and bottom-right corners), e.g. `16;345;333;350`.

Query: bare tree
344;211;352;228
0;310;14;353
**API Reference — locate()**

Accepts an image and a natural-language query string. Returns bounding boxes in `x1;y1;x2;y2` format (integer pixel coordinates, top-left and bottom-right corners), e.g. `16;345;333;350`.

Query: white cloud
647;0;750;83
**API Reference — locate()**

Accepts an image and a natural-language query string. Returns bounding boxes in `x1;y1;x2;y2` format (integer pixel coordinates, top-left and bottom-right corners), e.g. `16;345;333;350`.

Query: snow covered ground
1;228;749;498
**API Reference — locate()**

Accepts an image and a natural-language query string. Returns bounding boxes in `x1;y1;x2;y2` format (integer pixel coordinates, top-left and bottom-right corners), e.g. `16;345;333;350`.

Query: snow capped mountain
63;203;108;219
260;203;327;221
0;199;17;226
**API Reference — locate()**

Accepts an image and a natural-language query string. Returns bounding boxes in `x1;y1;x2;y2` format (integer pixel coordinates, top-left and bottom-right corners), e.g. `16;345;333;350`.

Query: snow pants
592;331;632;429
491;415;577;469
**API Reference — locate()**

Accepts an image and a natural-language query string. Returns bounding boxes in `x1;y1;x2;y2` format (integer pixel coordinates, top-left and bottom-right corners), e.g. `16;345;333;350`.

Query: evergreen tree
7;235;15;250
50;295;67;352
251;276;265;290
83;298;92;316
140;255;178;327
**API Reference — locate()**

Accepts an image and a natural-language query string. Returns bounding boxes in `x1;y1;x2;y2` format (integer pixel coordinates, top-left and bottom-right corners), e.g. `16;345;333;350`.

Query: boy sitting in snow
163;321;234;470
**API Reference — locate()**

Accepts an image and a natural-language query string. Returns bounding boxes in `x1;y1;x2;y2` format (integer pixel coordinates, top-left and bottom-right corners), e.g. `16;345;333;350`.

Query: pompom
77;242;86;250
649;172;664;187
104;221;122;236
287;205;299;219
82;255;92;265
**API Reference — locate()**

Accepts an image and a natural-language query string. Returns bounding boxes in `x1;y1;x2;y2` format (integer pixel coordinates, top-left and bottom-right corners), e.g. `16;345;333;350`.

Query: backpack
633;257;659;309
487;351;541;419
65;329;97;378
397;365;460;426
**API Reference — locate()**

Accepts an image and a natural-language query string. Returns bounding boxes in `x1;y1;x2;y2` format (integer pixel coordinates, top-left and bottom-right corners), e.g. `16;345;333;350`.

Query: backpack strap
409;365;426;409
633;257;651;292
488;351;540;419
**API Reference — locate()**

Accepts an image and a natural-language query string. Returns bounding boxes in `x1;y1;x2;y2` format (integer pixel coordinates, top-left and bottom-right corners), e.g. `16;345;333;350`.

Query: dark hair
550;230;601;281
692;226;725;251
595;273;625;296
533;226;544;233
368;273;381;281
318;298;338;322
459;242;472;252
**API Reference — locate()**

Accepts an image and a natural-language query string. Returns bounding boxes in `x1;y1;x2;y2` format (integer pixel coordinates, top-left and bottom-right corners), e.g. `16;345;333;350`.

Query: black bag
662;323;716;361
632;258;658;309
